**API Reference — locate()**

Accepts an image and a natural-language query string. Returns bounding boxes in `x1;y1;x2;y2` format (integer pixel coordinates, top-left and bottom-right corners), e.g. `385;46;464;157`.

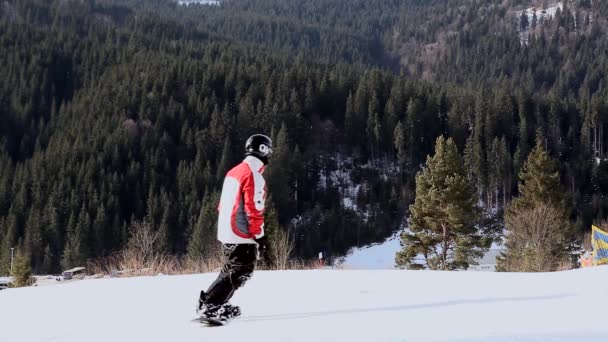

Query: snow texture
317;155;398;222
178;0;220;6
516;2;563;44
317;155;362;212
337;229;500;270
517;2;563;24
337;231;402;269
2;267;607;342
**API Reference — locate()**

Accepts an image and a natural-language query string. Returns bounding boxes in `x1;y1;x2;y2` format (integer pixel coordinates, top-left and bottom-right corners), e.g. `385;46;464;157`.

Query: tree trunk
441;223;448;270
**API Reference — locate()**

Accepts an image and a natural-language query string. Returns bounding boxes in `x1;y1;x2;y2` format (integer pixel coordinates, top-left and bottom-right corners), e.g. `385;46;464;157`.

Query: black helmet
245;134;273;164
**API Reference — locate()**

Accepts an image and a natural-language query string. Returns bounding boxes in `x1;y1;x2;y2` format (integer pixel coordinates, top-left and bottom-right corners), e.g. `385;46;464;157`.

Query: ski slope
1;268;607;341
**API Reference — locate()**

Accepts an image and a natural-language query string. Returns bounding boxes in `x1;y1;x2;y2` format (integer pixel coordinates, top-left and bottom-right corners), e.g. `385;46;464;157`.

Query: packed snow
1;267;607;341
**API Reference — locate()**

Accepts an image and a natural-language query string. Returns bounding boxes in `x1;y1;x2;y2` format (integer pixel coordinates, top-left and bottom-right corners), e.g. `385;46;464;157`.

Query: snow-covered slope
337;231;402;269
2;268;608;341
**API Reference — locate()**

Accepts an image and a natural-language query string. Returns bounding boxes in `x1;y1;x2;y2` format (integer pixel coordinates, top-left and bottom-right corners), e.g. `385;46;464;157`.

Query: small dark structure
62;267;86;280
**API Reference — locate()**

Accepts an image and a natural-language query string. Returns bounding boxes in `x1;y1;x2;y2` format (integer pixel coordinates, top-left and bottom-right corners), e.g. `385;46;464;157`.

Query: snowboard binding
196;290;241;325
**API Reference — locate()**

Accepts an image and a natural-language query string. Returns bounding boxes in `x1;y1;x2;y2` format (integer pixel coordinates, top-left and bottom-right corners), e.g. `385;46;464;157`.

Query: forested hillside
0;0;607;274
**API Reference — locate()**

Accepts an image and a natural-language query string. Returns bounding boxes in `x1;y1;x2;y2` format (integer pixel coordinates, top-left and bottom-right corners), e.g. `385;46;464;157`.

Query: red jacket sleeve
242;171;265;238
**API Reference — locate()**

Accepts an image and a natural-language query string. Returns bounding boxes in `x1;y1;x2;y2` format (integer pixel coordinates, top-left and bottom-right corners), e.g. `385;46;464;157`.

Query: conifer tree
187;192;220;259
396;136;490;270
261;197;281;267
41;245;54;274
61;208;90;270
498;132;573;272
405;97;423;165
267;123;291;222
511;131;565;210
393;121;407;167
216;137;233;183
12;250;33;287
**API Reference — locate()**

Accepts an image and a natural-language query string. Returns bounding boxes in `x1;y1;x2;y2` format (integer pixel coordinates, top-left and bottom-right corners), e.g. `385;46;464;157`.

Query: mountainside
1;268;607;341
1;0;608;275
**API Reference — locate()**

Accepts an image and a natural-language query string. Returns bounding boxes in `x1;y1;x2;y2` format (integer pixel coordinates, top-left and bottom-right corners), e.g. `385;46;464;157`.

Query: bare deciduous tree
270;228;295;270
500;203;569;272
126;219;162;265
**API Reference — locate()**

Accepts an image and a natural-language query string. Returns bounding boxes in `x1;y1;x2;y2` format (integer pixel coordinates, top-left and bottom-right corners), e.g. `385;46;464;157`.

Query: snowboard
193;316;232;326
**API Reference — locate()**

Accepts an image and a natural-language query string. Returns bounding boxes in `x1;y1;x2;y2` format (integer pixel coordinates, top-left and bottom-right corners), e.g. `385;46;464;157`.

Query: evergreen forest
1;0;607;274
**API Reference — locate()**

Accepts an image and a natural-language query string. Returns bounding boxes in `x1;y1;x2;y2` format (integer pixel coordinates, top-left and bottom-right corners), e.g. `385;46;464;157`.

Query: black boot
196;290;208;315
202;303;224;319
206;303;240;322
221;303;241;318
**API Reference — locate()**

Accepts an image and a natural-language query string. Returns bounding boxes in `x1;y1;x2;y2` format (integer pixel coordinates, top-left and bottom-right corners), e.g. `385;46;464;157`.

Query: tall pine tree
498;132;574;272
396;136;491;270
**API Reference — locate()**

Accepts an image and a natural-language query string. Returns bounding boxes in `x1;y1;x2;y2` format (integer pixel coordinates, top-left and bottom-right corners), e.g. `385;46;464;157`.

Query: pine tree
471;95;487;200
498;133;573;272
498;137;512;206
405;97;423;165
92;205;108;256
216;137;233;183
393;121;407;167
267;123;291;222
396;136;489;270
261;197;281;267
12;250;33;287
41;245;54;274
514;96;530;173
366;91;382;160
61;208;90;270
512;131;565;210
187;192;220;259
344;92;356;146
520;11;529;32
157;205;172;254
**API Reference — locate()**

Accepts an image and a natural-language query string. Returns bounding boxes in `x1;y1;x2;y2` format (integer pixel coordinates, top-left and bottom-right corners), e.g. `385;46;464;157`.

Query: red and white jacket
217;156;266;244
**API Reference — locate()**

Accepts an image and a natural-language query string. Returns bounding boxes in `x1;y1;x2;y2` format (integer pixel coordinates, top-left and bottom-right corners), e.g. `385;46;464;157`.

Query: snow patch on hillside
337;231;402;269
317;155;399;220
337;228;507;271
516;2;563;44
517;2;563;24
317;155;365;214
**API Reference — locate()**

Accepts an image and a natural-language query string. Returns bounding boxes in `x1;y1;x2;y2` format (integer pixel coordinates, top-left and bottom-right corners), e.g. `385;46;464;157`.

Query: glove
254;235;268;250
254;236;268;260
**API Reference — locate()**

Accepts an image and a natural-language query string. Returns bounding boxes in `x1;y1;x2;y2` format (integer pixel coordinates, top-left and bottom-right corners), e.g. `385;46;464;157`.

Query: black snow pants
205;243;258;306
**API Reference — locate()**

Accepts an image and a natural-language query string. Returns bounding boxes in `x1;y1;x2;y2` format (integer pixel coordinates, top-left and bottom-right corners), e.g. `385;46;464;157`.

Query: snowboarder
196;134;272;323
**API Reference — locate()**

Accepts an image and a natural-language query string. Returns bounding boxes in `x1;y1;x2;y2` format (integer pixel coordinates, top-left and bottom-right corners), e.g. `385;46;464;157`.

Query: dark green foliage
498;138;575;272
12;250;34;287
397;136;493;270
0;0;607;273
260;198;280;266
187;192;220;260
511;133;566;211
